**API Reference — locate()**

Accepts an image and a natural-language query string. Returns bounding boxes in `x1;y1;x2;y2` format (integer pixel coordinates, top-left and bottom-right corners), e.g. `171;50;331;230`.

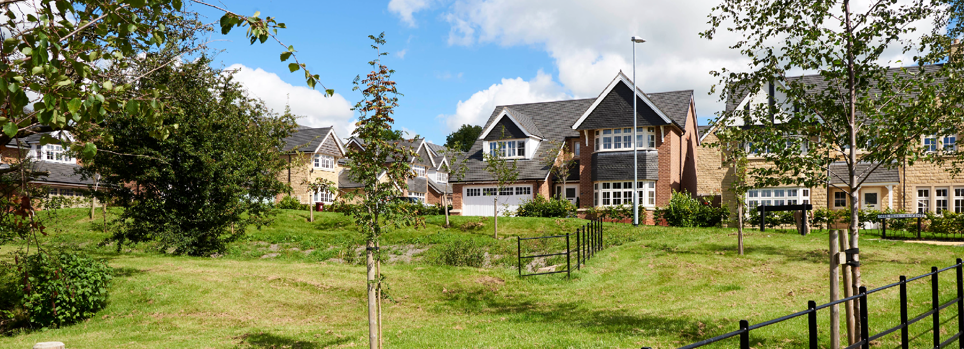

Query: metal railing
664;259;964;349
517;218;603;279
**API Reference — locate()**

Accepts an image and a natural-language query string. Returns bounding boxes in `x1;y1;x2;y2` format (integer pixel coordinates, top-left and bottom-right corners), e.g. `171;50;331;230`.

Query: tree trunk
444;194;450;227
309;200;314;223
376;241;382;349
90;197;95;219
103;200;108;234
840;231;856;345
830;229;841;349
493;197;498;239
366;240;378;349
737;202;744;255
843;0;863;339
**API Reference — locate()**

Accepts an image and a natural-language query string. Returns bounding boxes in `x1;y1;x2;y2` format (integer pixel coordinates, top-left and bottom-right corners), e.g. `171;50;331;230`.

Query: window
499;187;514;196
412;165;426;178
834;191;847;208
595;127;655;152
936;188;948;214
466;188;481;197
409;192;426;202
955;189;964;214
482;188;497;196
924;135;938;152
515;186;531;195
574;142;580;156
864;193;878;206
313;189;334;204
595;181;655;207
43;144;74;163
918;189;930;214
944;135;957;152
313;154;334;170
436;172;448;183
488;140;526;158
747;187;809;207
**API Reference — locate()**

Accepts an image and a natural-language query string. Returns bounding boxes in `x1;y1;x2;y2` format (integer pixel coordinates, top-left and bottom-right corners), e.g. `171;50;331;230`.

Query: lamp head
631;36;646;43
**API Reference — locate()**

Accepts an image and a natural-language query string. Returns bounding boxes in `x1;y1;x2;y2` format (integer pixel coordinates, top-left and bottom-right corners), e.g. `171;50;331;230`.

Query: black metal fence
517;218;603;279
664;259;964;349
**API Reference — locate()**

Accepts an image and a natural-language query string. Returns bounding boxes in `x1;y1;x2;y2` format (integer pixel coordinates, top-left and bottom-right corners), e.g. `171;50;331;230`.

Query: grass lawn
1;208;963;348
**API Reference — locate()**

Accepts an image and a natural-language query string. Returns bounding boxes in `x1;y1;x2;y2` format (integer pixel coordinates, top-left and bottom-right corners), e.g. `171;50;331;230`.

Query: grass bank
1;209;962;348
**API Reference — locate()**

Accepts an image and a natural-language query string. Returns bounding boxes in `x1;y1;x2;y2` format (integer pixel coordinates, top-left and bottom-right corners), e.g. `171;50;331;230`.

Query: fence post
881;219;887;239
899;275;908;349
957;258;963;349
517;237;522;277
740;319;750;349
808;300;818;349
932;266;940;349
859;286;869;349
566;233;571;279
918;217;922;239
576;227;581;270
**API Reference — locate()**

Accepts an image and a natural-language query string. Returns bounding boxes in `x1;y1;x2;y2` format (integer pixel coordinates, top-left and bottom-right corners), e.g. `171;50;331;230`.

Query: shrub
515;195;577;218
928;212;964;235
277;195;307;210
14;251;113;327
433;240;485;267
657;191;728;227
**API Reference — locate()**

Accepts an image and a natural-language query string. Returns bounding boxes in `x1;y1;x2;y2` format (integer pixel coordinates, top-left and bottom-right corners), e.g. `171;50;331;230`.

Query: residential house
0;131;99;202
339;137;451;205
278;126;346;206
450;72;701;223
697;65;962;217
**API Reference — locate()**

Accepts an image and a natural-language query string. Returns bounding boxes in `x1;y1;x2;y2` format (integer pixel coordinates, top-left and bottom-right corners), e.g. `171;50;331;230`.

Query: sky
192;0;932;145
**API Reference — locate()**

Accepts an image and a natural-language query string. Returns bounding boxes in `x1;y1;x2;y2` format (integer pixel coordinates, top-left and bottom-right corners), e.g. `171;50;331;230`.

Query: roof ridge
647;89;695;94
495;97;594;109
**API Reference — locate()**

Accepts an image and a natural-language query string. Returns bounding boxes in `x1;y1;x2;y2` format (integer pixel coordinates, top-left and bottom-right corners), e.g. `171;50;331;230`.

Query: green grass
2;208;964;348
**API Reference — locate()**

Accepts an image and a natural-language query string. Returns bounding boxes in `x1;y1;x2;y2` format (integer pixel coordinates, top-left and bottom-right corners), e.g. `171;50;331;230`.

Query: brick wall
656;126;673;206
578;130;594;208
680;104;699;196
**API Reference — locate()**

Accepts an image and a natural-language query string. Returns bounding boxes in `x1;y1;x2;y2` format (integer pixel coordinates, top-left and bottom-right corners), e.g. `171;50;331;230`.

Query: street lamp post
631;36;645;227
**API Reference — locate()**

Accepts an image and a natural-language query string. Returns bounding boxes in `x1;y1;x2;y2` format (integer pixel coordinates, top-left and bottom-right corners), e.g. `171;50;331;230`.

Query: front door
555;184;580;204
862;188;881;210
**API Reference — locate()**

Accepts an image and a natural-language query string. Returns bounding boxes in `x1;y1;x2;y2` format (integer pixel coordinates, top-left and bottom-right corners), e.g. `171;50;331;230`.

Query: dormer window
413;165;426;177
313;154;334;170
436;172;448;183
43;144;74;163
595;127;655;151
488;140;525;158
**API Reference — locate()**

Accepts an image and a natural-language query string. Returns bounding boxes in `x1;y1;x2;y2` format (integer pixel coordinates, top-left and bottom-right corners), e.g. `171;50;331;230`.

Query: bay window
595;127;656;151
746;187;810;208
594;181;656;208
313;154;334;170
313;189;334;204
412;165;425;177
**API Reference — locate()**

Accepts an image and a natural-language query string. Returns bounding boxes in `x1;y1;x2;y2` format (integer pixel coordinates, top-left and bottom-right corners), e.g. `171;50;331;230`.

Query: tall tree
703;0;964;345
84;56;295;256
340;33;419;349
445;124;482;152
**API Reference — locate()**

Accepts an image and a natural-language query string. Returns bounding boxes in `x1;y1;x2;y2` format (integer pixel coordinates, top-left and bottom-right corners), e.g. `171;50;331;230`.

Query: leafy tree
445;124;482;152
339;33;420;349
84;56;295;256
540;140;578;200
482;129;519;239
703;0;964;343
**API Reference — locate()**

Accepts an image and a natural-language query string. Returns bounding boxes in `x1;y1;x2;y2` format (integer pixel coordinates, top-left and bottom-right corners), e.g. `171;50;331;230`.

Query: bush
277;195;307;210
433;240;485;267
14;251;113;328
928;211;964;235
515;195;577;218
657;191;728;227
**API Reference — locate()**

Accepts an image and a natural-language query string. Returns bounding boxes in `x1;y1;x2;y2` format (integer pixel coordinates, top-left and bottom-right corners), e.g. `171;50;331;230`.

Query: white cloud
440;70;567;131
388;0;434;27
226;64;356;138
396;49;408;59
436;0;938;124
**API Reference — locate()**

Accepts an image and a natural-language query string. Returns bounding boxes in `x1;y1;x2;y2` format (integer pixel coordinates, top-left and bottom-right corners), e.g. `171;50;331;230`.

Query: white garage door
462;185;533;216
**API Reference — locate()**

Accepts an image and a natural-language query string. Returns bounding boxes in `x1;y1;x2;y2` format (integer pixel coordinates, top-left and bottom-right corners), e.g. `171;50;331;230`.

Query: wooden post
309;200;314;223
830;229;840;349
376;242;382;349
840;231;856;345
493;197;498;239
366;240;378;349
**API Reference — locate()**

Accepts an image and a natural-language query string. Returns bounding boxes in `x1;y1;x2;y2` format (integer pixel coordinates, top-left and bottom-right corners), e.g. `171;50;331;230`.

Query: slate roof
458;98;595;182
591;151;659;181
407;177;427;193
697;125;712;135
426;178;452;194
574;82;670;130
337;170;365;189
0;162;96;186
828;162;900;185
282;127;332;152
647;90;693;129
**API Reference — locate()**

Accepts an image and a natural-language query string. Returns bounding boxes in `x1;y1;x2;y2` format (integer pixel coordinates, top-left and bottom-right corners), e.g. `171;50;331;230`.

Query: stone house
450;72;700;223
278;126;346;206
697;66;962;217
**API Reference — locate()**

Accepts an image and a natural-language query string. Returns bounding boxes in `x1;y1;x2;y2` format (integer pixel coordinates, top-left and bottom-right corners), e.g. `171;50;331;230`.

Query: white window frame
917;188;930;214
313;154;335;171
594;180;655;208
488;139;526;159
944;135;957;152
924;135;939;152
43;144;74;163
935;188;949;214
955;188;964;214
746;187;810;208
594;127;656;152
409;192;426;202
313;189;335;204
412;165;426;178
436;172;448;183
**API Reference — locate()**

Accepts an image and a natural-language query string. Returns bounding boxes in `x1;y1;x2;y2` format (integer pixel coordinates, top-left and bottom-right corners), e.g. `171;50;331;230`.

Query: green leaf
280;52;292;62
172;0;182;11
325;89;335;96
39;134;58;146
2;121;16;138
252;11;261;18
67;98;82;114
220;14;233;34
288;63;299;72
82;142;97;158
31;66;43;75
127;24;137;34
21;47;32;56
103;81;112;90
125;100;139;114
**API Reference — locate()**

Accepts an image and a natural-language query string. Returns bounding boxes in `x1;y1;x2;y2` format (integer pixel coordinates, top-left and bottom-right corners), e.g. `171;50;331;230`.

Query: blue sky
194;0;930;144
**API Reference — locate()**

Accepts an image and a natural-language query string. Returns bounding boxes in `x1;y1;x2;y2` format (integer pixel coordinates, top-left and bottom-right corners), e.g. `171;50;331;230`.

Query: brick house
278;126;346;206
339;137;451;205
697;66;962;217
0;131;100;203
450;72;700;223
